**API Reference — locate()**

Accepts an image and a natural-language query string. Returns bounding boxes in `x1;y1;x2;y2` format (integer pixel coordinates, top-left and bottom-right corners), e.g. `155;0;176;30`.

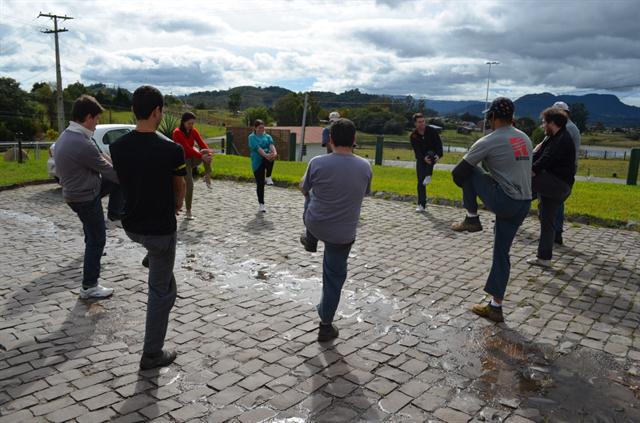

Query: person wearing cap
410;112;443;212
550;101;581;245
322;111;340;154
450;97;533;323
527;107;576;268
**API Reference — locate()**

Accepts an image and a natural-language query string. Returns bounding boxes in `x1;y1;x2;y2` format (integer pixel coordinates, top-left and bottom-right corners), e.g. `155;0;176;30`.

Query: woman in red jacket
172;112;213;220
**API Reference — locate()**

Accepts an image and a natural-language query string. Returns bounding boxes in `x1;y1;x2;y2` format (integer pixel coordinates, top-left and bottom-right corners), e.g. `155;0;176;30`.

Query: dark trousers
67;179;122;289
416;160;434;207
461;167;531;300
317;241;353;324
554;202;565;235
253;159;275;204
126;231;178;355
303;195;319;250
537;197;564;260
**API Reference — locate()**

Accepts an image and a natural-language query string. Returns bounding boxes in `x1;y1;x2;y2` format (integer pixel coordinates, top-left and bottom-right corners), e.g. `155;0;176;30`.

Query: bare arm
173;175;186;214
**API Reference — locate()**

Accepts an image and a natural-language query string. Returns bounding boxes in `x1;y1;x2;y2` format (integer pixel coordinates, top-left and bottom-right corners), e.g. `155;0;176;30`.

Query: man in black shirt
110;85;187;370
409;113;443;211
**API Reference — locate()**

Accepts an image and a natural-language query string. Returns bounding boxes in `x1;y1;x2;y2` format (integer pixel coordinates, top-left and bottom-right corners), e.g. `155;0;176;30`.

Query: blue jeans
68;196;106;289
67;179;122;289
416;160;435;207
462;167;531;300
126;231;178;355
317;241;353;324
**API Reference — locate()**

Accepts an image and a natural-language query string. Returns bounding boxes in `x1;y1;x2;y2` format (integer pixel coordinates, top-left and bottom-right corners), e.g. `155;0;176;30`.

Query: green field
209;155;639;226
103;108;242;138
2;151;638;228
354;147;634;180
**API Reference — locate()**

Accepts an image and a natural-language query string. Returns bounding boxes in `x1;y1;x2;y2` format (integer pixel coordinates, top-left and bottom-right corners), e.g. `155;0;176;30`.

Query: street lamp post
482;61;499;135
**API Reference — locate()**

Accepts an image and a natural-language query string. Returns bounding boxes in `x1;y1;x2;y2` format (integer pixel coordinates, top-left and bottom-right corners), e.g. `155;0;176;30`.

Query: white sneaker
265;177;274;186
185;211;195;220
526;257;552;268
415;205;425;212
423;175;432;186
258;204;267;213
79;284;114;299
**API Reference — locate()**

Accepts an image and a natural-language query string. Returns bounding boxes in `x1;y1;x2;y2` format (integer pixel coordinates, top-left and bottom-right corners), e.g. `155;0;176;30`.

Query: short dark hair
71;95;104;122
412;113;425;123
132;85;163;120
330;118;356;147
254;119;265;128
541;107;568;128
180;111;196;134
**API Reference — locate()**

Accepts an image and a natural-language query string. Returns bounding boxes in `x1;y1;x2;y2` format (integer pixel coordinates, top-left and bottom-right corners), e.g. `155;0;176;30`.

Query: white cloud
0;0;639;105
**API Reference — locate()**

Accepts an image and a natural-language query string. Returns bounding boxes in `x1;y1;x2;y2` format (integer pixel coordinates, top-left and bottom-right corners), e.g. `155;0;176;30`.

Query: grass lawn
354;147;634;180
2;152;638;228
210;155;640;226
104;109;232;138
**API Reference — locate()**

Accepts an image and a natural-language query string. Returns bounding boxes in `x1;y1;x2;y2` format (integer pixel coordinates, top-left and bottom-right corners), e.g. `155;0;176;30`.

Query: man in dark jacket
527;107;576;267
410;113;443;211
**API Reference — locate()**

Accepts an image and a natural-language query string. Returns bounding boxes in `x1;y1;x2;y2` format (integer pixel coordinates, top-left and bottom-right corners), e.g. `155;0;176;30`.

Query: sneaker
526;257;552;267
142;255;149;268
258;204;266;213
422;175;432;186
300;234;317;253
139;349;177;370
471;302;504;323
265;176;274;186
415;204;425;212
185;211;195;220
79;284;114;299
318;323;339;342
451;216;482;232
554;233;563;245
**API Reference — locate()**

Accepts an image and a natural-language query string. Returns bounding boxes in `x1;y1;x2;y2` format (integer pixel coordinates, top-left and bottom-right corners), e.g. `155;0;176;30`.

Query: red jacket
172;127;208;159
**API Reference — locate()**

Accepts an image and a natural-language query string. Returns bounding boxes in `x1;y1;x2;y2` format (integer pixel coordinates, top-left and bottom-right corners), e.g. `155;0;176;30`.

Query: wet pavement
0;180;639;422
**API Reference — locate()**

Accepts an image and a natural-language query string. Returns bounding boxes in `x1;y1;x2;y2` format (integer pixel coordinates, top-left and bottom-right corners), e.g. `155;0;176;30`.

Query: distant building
270;126;324;144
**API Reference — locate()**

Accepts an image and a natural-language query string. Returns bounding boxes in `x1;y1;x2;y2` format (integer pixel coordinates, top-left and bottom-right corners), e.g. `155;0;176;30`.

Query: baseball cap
329;111;340;122
552;101;570;112
482;97;514;118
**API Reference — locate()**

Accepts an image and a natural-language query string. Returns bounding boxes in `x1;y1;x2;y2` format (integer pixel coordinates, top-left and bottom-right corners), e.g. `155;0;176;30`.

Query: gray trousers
126;231;178;355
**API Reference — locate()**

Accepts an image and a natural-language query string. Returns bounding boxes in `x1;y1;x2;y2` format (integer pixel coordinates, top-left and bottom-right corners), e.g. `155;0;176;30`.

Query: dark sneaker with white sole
317;323;339;342
139;349;177;370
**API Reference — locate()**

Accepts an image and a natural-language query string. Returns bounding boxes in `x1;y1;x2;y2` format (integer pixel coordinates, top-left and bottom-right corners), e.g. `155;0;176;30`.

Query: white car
48;124;173;180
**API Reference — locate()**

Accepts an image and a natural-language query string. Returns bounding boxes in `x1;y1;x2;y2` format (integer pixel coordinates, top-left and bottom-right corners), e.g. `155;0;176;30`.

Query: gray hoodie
53;123;118;202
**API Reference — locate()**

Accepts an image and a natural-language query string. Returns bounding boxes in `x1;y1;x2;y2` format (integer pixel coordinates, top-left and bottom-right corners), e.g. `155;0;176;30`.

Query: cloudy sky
1;0;640;105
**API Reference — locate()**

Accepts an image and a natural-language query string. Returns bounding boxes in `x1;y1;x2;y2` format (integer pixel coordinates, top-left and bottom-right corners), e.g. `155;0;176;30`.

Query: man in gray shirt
451;97;532;322
551;101;581;245
54;95;121;299
300;118;372;342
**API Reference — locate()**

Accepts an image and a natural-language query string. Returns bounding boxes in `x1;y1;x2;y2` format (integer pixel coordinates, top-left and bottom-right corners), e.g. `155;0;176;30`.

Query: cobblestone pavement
1;180;639;423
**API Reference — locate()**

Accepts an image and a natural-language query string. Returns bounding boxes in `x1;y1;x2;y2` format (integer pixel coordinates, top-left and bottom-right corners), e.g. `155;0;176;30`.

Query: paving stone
76;407;118;423
45;403;88;423
0;409;34;423
169;403;209;421
269;389;307;410
378;390;413;413
139;398;182;419
434;407;472;423
238;407;278;423
412;391;446;412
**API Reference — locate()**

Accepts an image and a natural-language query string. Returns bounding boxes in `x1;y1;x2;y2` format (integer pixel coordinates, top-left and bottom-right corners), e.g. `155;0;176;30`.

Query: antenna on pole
38;12;74;132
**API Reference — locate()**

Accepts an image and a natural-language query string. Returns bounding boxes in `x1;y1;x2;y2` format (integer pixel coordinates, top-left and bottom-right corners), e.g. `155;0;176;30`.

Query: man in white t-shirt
451;97;533;323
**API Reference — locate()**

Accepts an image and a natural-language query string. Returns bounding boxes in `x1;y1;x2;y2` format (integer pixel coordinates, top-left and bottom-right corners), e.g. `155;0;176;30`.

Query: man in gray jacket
54;95;121;299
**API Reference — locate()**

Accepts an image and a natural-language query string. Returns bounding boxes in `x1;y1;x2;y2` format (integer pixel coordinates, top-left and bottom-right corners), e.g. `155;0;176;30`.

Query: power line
38;12;73;132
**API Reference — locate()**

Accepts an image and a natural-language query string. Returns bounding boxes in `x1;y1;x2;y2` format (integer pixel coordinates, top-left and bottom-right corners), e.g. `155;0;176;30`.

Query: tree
531;127;545;144
460;112;482;123
272;93;320;126
31;82;56;128
569;103;588;132
244;107;271;126
0;77;42;139
515;116;537;136
64;81;88;101
113;88;132;109
228;92;241;113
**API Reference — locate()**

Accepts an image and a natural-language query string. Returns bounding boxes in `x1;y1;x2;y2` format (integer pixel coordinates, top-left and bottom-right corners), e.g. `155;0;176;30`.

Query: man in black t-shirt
111;85;186;370
410;113;443;211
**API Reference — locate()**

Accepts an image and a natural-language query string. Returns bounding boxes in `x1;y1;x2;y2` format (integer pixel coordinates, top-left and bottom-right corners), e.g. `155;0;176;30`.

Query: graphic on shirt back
509;137;529;161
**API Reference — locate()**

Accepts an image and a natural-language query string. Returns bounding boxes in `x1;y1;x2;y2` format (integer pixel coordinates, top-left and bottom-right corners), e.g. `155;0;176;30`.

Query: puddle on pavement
84;302;107;318
438;326;640;421
0;208;57;237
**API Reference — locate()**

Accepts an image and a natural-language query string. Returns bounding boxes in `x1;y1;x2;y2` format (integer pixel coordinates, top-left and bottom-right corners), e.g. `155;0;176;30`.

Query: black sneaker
139;349;177;370
299;234;317;253
554;233;563;245
141;255;149;268
317;323;339;342
107;212;121;222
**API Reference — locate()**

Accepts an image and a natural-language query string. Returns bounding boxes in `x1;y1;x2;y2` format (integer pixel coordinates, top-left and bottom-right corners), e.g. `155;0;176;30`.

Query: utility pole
298;92;309;161
482;61;499;135
38;12;73;133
